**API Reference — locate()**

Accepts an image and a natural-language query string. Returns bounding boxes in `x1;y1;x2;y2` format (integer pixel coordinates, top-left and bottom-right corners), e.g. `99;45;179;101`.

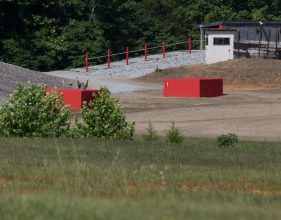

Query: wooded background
0;0;280;71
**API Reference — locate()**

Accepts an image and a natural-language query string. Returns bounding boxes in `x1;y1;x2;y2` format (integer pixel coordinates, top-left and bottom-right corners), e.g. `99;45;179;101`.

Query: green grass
0;137;281;219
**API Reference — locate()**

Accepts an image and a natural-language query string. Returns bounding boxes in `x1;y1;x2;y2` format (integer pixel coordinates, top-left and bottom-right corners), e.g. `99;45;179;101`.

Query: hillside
137;58;281;91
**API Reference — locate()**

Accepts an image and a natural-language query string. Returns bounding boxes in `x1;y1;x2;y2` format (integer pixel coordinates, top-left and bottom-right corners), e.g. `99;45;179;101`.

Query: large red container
46;89;99;111
163;78;223;98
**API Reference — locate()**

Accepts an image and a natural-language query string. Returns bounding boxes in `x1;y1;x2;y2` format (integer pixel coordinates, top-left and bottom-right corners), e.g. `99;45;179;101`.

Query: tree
1;0;281;71
62;19;106;68
0;82;70;137
0;0;106;70
74;87;135;139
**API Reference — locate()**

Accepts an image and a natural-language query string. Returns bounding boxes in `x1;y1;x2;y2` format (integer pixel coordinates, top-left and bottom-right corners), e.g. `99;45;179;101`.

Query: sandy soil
115;59;281;141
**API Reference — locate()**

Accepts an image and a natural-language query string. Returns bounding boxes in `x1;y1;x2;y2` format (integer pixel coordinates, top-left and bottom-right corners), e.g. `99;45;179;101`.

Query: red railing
85;37;194;73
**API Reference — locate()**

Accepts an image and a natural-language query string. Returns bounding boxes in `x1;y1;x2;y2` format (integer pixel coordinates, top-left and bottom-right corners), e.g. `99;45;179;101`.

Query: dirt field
3;58;281;141
115;59;281;141
137;58;281;90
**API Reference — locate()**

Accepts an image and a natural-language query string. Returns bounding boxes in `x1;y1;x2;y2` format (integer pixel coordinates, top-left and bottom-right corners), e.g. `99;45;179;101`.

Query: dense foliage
1;0;281;71
0;83;134;139
74;87;135;139
0;83;70;137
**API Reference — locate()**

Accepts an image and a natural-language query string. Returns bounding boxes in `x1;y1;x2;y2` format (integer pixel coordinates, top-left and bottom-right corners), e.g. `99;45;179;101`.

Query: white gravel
45;50;206;93
47;50;205;78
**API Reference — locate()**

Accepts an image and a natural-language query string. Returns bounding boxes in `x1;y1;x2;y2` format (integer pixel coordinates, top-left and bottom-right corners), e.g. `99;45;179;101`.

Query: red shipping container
163;78;223;98
46;89;99;111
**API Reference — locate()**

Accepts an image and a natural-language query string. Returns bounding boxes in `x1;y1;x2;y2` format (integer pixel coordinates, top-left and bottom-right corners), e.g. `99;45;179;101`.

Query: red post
85;51;89;73
126;47;129;65
162;41;166;58
144;44;148;61
188;37;192;54
107;48;110;68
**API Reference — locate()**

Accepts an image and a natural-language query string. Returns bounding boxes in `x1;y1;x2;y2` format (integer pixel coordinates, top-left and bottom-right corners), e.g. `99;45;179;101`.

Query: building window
205;37;208;46
213;37;230;45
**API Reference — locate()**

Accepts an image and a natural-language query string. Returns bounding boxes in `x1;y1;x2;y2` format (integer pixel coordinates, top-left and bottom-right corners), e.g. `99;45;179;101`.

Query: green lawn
0;137;281;220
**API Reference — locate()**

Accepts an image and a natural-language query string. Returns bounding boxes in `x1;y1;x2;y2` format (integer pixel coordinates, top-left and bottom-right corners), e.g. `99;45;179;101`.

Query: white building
205;29;236;64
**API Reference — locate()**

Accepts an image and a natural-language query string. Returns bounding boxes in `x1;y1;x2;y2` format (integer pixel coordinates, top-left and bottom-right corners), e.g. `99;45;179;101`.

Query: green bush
74;87;135;139
166;121;183;144
0;82;70;137
142;121;158;142
217;133;239;148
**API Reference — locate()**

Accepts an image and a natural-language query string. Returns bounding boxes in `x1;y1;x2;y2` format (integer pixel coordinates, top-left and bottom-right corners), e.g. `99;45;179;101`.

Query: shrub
142;121;158;142
166;121;183;144
74;87;135;139
0;82;70;137
217;133;239;148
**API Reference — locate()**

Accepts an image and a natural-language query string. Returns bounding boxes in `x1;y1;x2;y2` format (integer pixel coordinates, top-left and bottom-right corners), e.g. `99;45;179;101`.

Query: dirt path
115;89;281;141
44;70;156;93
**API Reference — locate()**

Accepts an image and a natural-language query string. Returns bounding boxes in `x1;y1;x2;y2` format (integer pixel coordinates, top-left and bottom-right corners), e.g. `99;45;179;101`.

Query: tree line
0;0;280;71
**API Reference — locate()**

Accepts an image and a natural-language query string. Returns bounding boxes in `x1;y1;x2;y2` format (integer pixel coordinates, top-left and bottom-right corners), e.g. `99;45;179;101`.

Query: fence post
162;41;166;58
144;44;148;61
85;51;89;73
107;48;110;68
126;47;129;65
189;37;192;54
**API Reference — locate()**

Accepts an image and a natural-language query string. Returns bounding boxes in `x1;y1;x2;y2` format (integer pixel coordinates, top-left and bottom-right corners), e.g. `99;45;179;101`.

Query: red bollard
85;51;89;73
107;48;110;68
126;47;129;65
162;41;166;58
144;44;148;61
188;37;192;54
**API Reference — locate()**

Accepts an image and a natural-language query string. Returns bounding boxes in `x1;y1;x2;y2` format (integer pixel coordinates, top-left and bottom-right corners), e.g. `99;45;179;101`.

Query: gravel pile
0;62;73;102
47;51;206;79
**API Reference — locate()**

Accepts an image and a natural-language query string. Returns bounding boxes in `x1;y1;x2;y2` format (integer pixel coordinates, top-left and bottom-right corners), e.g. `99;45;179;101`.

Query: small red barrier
46;89;100;111
163;78;223;98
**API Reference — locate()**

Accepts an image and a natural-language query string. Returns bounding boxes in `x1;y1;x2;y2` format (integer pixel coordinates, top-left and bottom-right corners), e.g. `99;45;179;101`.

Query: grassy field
0;137;281;220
